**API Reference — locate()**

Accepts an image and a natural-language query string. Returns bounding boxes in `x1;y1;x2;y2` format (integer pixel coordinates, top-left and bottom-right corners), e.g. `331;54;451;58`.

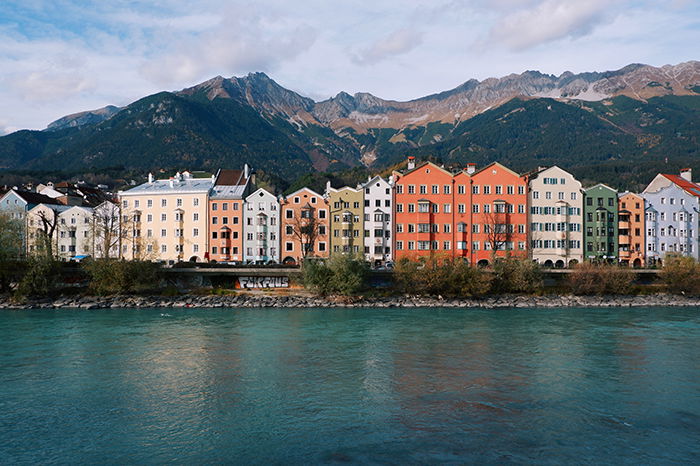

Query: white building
91;201;123;259
243;188;280;263
643;169;700;264
527;166;584;267
360;175;394;265
26;203;71;257
56;206;94;260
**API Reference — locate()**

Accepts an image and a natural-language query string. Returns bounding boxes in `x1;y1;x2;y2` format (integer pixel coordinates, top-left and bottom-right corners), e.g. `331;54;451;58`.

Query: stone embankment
1;294;699;310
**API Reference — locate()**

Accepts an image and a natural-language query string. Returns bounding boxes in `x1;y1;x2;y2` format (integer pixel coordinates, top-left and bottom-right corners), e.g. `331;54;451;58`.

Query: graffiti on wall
237;276;289;289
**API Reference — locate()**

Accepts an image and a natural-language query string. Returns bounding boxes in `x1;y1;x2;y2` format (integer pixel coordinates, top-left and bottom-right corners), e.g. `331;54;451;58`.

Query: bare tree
90;202;126;259
290;206;319;261
35;208;59;257
484;210;512;259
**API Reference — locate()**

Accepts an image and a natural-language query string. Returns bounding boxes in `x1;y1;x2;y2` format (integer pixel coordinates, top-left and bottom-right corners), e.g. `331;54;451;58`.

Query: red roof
662;174;700;198
215;169;247;186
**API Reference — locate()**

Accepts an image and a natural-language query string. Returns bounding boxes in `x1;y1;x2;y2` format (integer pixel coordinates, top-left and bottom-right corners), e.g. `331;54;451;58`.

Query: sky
0;0;698;133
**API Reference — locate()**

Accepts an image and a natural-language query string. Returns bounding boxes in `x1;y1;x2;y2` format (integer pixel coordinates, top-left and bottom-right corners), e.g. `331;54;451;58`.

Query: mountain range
1;61;699;189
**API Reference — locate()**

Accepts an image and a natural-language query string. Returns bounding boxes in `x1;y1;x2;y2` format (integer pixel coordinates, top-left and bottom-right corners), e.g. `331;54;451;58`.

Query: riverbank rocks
1;293;700;310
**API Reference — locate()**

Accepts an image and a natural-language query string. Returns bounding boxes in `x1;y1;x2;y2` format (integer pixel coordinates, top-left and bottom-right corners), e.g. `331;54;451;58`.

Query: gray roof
210;183;247;200
120;178;214;196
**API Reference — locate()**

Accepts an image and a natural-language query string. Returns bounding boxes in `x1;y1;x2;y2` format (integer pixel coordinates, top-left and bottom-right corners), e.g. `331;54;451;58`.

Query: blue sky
0;0;698;133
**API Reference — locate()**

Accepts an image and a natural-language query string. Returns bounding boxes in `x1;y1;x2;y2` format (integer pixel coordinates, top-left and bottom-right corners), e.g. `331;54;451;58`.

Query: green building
584;184;619;262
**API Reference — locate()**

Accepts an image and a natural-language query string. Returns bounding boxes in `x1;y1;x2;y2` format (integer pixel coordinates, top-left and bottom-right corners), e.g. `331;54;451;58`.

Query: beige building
119;172;213;262
326;183;364;255
528;166;584;267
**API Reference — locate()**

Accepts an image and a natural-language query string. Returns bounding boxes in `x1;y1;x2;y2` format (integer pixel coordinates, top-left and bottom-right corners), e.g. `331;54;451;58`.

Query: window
193;228;199;237
408;185;415;194
285;210;293;219
147;199;153;208
176;198;182;207
212;217;218;225
161;199;167;207
193;213;199;221
193;198;199;207
122;200;128;208
161;213;167;222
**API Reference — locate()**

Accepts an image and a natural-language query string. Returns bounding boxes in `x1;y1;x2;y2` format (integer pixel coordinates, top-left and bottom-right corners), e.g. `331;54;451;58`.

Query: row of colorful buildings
2;159;698;267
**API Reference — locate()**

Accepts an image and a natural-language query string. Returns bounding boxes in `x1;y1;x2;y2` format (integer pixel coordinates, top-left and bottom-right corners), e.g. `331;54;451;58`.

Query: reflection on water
0;307;699;463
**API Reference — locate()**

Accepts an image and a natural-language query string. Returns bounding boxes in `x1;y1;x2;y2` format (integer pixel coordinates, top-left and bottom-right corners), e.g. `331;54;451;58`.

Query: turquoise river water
0;307;699;464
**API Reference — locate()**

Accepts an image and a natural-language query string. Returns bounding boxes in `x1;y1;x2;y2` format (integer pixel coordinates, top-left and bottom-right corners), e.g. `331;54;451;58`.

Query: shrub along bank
1;254;698;300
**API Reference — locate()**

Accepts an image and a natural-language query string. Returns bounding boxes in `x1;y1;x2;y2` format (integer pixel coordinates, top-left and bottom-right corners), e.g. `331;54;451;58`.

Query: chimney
148;173;154;184
680;168;692;182
169;178;174;188
325;180;332;193
407;156;416;170
244;164;250;179
466;163;477;175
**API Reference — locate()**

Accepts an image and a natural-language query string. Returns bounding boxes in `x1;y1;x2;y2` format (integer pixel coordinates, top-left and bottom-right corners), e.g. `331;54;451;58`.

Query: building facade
643;184;700;264
394;161;456;260
281;188;329;263
56;206;94;260
527;166;583;268
470;162;528;266
243;188;280;263
119;172;212;263
583;184;619;262
327;183;364;256
361;176;394;265
618;192;646;267
208;168;254;263
26;203;70;257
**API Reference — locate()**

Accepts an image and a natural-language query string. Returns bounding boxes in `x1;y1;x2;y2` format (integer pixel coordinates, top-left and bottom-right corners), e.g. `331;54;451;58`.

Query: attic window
426;169;430;174
259;192;264;197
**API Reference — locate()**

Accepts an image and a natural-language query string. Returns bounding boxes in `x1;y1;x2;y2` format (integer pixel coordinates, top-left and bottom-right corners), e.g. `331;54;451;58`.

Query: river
1;307;698;464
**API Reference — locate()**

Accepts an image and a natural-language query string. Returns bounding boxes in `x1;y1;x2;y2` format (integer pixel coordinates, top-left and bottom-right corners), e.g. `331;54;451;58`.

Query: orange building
394;160;456;260
280;188;329;263
469;162;528;265
207;168;254;263
453;168;474;260
618;192;646;267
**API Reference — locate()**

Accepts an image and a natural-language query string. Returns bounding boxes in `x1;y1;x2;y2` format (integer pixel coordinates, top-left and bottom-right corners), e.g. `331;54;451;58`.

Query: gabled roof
284;187;324;200
4;189;63;206
215;169;247;186
393;160;453;179
360;175;391;189
662;174;700;198
471;161;521;178
585;183;617;193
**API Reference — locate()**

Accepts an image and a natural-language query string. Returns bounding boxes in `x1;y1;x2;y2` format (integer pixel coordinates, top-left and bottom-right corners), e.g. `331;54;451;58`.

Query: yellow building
326;183;364;255
118;172;212;263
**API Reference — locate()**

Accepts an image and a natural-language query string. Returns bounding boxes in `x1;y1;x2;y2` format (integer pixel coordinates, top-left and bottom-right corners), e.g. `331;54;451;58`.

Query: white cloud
488;0;612;51
0;0;698;131
353;28;424;65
